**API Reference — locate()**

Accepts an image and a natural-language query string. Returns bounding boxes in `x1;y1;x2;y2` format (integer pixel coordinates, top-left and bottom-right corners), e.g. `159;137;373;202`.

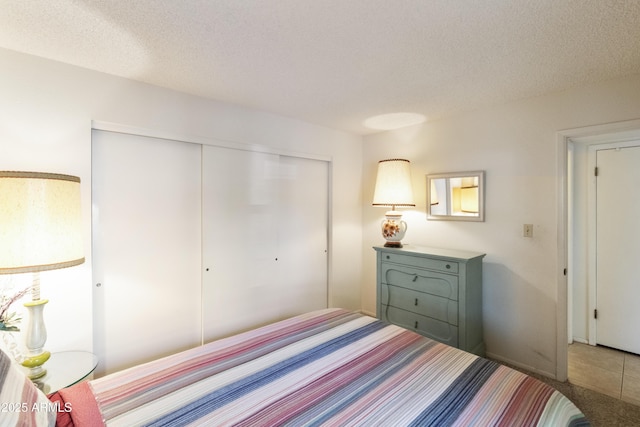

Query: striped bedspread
55;309;589;426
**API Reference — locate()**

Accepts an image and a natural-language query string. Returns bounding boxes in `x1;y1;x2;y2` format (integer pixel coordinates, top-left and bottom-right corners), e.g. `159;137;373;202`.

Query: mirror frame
426;171;485;222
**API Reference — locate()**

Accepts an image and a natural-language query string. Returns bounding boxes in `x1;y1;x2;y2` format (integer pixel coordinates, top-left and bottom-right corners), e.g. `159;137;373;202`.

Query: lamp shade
459;176;479;213
372;159;415;208
460;186;479;213
0;171;84;274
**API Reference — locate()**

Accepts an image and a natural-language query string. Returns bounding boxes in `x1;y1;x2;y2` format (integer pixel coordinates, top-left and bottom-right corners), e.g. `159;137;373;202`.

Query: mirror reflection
427;171;484;221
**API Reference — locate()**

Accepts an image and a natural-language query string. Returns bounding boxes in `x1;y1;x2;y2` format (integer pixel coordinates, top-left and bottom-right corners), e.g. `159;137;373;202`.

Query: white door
201;147;278;340
595;144;640;354
201;146;328;342
92;130;202;376
276;155;328;315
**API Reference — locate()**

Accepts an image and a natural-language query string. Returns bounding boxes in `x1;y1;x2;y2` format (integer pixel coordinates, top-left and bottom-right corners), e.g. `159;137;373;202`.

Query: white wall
362;73;640;378
0;48;363;355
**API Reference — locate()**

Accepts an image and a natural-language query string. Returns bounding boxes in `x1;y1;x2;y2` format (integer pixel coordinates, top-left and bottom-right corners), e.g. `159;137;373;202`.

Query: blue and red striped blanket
54;308;589;426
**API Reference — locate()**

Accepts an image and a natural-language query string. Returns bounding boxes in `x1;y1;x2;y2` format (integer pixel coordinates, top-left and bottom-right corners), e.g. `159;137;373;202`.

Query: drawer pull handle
412;275;418;282
446;264;451;269
414;298;418;306
414;321;418;329
386;255;390;259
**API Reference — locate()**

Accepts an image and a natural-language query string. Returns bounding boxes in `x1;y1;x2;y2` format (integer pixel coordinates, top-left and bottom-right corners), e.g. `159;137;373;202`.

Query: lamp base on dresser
383;241;403;248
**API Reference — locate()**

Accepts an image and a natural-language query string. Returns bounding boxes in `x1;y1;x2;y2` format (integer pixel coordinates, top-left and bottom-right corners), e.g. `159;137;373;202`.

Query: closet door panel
202;147;279;341
92;130;202;376
277;155;328;313
202;147;328;342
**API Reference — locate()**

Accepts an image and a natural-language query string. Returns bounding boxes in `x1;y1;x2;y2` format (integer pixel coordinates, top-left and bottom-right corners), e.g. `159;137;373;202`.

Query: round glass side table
23;351;98;394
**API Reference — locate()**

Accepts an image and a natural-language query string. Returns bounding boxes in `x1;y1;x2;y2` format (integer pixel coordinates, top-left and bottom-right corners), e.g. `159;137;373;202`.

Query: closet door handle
414;298;418;306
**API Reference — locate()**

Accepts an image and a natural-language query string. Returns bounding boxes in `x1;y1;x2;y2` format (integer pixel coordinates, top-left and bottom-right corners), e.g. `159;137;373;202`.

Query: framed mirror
426;171;485;221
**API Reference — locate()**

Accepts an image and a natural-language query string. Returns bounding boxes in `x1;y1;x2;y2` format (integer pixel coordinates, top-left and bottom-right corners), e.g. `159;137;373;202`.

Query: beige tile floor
569;342;640;406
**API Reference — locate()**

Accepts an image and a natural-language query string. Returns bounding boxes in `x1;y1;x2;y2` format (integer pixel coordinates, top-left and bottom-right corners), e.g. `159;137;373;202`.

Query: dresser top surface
373;245;485;261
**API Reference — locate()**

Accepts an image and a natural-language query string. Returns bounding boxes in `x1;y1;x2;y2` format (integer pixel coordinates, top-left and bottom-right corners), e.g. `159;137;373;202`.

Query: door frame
556;118;640;381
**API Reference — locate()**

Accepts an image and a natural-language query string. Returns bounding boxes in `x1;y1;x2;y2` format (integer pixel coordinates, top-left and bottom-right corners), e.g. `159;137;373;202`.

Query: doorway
558;119;640;383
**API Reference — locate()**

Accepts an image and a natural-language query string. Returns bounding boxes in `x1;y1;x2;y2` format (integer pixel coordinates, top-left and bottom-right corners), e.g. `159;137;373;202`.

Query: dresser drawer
382;305;458;347
379;252;459;274
382;263;458;300
381;284;458;325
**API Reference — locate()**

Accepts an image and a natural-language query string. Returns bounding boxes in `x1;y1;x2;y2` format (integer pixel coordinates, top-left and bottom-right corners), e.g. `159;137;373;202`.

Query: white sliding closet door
276;155;329;313
92;130;202;376
202;146;328;341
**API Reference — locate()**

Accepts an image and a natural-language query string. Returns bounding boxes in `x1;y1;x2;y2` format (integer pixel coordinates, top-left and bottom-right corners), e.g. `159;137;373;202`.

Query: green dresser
374;245;486;356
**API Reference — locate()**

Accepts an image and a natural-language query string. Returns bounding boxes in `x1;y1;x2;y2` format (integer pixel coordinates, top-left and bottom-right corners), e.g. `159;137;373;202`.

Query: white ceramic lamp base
22;299;51;380
380;211;407;248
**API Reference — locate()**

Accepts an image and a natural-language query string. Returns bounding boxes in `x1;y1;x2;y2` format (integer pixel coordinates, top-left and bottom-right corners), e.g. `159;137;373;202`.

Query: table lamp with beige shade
0;171;84;380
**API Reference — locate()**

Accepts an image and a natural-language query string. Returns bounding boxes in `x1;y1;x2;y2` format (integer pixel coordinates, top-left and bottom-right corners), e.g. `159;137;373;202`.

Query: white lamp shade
460;186;479;213
372;159;415;207
0;171;84;274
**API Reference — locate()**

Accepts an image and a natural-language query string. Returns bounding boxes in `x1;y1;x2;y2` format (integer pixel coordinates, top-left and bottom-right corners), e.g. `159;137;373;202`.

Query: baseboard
485;351;557;380
571;337;589;344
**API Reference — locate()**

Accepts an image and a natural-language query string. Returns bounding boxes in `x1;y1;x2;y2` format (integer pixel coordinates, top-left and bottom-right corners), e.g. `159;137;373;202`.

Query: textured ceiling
1;0;640;135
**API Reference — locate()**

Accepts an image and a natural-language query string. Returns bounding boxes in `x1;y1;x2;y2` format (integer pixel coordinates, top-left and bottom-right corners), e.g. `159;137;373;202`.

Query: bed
5;308;588;426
